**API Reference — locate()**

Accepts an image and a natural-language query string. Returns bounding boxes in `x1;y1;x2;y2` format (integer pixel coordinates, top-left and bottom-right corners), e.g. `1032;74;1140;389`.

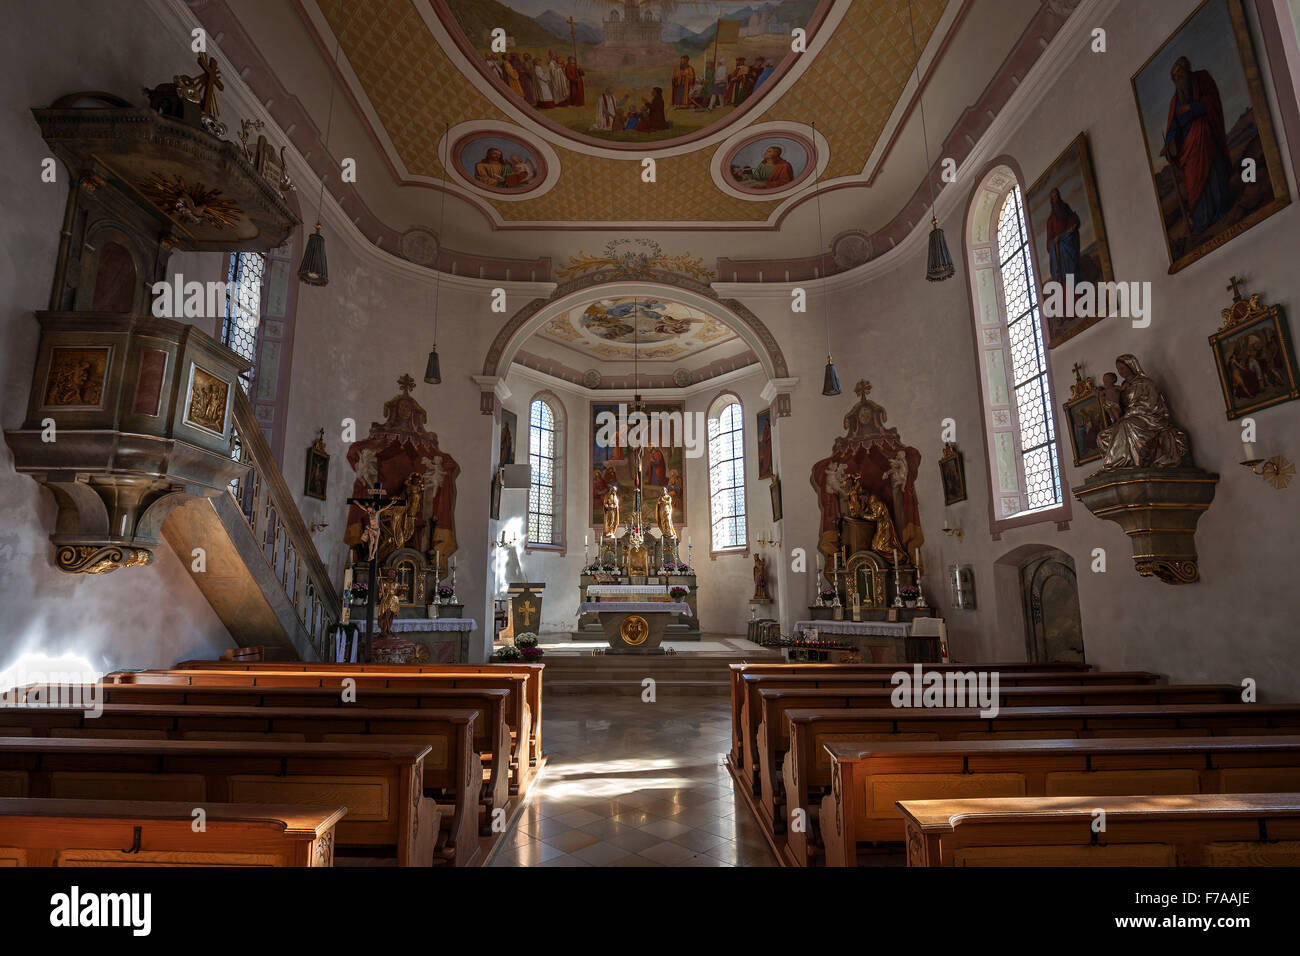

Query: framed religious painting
1062;387;1108;466
1209;292;1300;419
304;429;329;500
938;443;967;505
1024;133;1114;348
755;407;773;480
1131;0;1290;274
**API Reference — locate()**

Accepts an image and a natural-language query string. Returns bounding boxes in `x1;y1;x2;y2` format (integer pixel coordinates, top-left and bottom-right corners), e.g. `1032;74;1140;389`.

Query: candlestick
1242;439;1257;462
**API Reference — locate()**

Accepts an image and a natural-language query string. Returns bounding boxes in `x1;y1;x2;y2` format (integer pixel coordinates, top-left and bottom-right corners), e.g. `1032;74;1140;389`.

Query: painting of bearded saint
1024;133;1114;348
1131;0;1290;273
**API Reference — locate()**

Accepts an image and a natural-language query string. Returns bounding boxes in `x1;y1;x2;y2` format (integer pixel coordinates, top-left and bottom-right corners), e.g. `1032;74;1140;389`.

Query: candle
914;549;922;572
942;518;951;530
1242;440;1256;462
892;549;899;570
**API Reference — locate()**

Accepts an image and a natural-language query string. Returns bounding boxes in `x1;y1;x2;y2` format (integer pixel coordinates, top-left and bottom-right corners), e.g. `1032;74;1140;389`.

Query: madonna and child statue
1074;353;1217;586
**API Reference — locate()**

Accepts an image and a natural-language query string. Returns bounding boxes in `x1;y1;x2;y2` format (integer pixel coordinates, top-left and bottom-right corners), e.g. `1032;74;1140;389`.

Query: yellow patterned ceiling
320;0;944;224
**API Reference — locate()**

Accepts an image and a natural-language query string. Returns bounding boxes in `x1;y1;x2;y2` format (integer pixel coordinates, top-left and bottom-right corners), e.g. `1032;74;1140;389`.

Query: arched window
527;397;562;546
995;186;1062;512
707;398;746;551
965;165;1068;530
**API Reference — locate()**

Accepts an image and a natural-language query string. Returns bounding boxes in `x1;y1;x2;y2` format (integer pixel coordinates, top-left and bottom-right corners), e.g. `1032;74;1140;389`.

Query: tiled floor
489;694;776;867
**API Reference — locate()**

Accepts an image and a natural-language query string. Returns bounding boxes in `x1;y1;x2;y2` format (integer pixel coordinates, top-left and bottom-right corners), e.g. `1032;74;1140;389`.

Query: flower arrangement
348;582;369;605
514;632;544;660
669;586;689;601
899;585;921;604
666;561;694;575
583;563;601;575
493;644;522;662
437;585;455;602
818;585;837;604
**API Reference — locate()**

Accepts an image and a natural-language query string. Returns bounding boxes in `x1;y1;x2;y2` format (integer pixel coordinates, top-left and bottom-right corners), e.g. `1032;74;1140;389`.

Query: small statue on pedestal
752;553;770;602
603;485;621;540
1096;353;1190;471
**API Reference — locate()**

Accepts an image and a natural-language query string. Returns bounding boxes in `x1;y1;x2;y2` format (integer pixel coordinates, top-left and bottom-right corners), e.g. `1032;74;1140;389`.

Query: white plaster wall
793;0;1300;697
0;0;236;680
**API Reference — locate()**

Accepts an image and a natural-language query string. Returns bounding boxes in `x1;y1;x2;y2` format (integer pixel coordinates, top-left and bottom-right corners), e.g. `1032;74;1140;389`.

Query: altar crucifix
347;484;405;661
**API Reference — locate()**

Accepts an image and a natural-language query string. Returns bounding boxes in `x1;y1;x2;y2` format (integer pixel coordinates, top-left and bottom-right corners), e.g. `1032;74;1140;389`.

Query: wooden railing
229;390;340;657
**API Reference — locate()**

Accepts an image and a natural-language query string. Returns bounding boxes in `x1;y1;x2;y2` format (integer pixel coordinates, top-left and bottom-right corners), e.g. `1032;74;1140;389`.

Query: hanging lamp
424;123;450;385
809;121;841;396
298;0;342;286
908;0;954;282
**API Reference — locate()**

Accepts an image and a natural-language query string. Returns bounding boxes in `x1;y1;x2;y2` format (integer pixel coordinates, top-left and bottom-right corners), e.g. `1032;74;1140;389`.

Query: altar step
538;642;783;696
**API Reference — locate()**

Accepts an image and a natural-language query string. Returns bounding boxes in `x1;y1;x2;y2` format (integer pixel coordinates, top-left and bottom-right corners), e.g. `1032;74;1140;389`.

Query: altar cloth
356;617;476;633
578;602;690;615
793;620;909;637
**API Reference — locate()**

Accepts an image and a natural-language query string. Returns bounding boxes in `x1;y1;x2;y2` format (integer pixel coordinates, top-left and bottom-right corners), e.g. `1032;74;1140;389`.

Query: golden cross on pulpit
517;599;537;627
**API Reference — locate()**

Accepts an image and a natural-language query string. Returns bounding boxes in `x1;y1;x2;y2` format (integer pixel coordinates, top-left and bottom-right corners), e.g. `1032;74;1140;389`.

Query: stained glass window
528;399;560;545
223;252;265;393
708;401;746;550
996;187;1062;512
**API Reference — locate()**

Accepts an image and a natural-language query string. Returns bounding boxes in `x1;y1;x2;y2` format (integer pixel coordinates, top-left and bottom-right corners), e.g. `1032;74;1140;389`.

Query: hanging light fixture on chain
809;121;841;396
908;0;955;282
424;123;451;385
298;0;343;286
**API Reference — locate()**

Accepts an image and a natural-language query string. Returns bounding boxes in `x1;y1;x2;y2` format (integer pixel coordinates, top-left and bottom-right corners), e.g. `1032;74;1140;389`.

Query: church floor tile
488;694;776;867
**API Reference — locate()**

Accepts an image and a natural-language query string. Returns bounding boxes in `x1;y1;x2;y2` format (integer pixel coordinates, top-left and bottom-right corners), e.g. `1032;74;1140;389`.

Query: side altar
339;375;470;663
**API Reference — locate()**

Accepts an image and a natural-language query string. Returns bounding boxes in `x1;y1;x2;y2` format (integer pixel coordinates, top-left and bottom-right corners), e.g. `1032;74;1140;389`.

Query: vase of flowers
514;632;544;662
493;644;522;662
899;584;921;607
669;585;688;602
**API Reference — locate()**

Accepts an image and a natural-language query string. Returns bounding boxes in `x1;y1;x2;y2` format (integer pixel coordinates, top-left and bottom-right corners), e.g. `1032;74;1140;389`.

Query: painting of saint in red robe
1131;0;1290;273
756;408;773;480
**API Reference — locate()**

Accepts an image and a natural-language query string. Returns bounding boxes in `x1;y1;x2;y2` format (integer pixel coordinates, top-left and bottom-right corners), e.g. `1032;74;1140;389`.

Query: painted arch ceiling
202;0;1064;379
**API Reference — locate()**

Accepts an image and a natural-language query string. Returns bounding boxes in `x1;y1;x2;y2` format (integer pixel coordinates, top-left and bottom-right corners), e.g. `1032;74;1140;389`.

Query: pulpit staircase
162;390;340;661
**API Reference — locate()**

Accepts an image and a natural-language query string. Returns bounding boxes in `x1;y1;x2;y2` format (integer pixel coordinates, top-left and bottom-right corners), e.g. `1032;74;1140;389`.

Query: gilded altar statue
379;472;424;558
375;571;403;637
603;485;621;539
655;488;676;539
864;494;903;557
752;554;771;602
842;474;866;519
1096;354;1190;471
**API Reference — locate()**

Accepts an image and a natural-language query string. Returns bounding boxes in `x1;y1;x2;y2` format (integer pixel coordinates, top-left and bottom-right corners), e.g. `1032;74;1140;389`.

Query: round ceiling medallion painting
452;131;548;195
722;132;814;194
438;1;833;149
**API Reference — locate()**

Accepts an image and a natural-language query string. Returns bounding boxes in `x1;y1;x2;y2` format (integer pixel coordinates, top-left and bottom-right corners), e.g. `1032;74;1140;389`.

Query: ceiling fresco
310;0;946;225
442;0;828;148
538;296;737;361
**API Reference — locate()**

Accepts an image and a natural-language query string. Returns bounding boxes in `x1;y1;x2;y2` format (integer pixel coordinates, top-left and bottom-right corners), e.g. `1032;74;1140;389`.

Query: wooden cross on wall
1227;275;1247;301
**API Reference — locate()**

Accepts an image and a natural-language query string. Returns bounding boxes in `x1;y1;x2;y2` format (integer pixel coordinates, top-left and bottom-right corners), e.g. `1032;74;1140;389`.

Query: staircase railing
229;390;340;657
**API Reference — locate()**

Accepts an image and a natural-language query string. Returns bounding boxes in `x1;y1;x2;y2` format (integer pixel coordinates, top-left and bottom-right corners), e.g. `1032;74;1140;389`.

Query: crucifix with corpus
347;484;405;661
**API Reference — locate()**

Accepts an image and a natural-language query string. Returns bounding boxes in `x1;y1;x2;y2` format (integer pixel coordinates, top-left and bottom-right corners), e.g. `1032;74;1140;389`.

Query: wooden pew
0;736;437;866
734;670;1166;794
760;702;1300;846
818;735;1300;867
727;661;1094;771
751;683;1240;805
898;793;1300;866
57;682;512;812
173;660;546;767
0;704;483;866
0;796;344;867
116;666;539;789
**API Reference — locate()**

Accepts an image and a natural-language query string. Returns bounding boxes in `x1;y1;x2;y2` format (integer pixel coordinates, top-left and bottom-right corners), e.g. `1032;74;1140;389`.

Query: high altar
575;409;697;651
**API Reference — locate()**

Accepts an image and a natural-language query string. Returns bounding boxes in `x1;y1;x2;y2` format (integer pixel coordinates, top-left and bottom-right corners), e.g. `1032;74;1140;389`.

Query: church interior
2;0;1300;884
